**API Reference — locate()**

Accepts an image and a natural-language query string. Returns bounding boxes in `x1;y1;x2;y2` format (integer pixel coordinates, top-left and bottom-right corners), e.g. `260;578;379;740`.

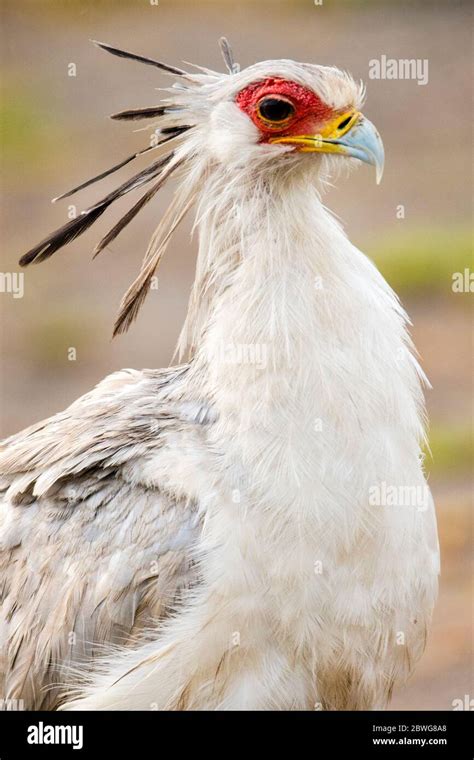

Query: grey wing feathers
0;366;206;709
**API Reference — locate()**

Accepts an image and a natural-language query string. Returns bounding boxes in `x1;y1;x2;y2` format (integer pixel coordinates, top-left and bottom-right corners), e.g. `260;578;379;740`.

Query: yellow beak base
269;110;385;184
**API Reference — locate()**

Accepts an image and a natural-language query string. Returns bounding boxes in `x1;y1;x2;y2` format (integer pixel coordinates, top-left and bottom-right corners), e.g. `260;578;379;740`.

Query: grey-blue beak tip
338;116;385;185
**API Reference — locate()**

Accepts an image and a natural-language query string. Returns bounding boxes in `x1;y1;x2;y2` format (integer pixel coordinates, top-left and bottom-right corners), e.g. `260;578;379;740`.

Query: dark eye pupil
258;98;294;123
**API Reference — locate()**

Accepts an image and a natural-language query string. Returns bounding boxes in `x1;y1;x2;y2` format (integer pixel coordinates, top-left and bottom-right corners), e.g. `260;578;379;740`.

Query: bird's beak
270;111;385;184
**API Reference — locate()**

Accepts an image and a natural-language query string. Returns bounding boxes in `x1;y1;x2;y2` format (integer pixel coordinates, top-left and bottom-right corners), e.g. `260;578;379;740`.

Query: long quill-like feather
92;40;188;77
51;128;188;204
110;106;169;121
20;153;176;266
219;37;240;74
93;157;185;256
113;177;199;336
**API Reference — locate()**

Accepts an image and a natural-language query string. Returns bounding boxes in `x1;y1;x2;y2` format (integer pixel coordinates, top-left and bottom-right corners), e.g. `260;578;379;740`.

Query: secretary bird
0;39;439;711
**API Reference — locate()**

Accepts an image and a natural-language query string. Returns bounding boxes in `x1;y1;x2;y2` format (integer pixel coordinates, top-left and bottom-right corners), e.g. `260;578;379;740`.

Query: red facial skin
236;78;335;142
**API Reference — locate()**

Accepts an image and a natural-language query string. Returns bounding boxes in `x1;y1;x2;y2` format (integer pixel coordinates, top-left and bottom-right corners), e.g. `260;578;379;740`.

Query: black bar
0;710;472;757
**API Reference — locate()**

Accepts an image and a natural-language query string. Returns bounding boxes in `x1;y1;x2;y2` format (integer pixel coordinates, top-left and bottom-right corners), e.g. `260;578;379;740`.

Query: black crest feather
110;106;169;121
19;206;109;267
51;146;155;204
92;40;187;77
19;37;199;336
20;152;176;266
51;128;188;204
93;158;182;256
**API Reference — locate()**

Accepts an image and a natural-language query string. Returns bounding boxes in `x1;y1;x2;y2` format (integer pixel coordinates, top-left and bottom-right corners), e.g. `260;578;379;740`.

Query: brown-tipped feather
20;153;175;267
113;269;155;337
93;158;184;256
92;40;187;77
52;129;188;203
113;192;196;336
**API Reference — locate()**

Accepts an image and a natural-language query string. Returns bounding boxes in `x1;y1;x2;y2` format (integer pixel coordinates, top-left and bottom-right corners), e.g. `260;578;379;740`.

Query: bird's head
20;38;384;336
201;56;383;184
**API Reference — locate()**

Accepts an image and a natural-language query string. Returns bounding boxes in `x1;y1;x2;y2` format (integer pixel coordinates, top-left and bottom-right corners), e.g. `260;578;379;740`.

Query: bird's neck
181;160;339;366
184;161;420;430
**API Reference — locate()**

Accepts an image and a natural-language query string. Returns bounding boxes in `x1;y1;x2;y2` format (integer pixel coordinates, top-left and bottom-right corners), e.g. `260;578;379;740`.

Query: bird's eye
257;97;295;125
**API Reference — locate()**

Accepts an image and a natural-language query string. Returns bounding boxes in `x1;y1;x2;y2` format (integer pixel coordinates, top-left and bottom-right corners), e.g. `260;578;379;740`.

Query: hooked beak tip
339;115;385;185
375;158;384;185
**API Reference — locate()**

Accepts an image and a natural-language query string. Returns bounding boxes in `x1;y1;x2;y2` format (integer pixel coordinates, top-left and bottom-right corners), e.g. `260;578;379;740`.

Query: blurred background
1;0;472;710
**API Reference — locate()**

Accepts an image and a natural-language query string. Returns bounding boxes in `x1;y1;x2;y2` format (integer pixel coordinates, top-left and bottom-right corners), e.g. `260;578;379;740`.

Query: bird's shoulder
0;364;214;507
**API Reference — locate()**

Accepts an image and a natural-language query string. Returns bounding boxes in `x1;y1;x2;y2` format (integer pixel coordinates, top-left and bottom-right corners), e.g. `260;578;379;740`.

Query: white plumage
0;39;439;711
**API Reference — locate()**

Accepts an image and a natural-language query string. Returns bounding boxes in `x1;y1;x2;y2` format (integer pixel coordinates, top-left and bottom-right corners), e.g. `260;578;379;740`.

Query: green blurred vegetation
27;312;99;366
0;84;64;172
425;426;473;476
370;227;473;296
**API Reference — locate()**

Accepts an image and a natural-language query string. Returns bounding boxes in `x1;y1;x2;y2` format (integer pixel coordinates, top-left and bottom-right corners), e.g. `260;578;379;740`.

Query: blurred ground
1;0;472;710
